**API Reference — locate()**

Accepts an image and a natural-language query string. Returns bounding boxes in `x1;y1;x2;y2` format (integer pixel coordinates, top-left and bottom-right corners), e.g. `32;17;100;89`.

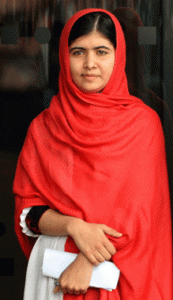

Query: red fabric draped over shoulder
13;8;172;300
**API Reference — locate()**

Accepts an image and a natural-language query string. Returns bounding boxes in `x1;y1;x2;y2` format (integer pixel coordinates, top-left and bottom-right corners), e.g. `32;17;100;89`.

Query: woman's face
69;30;115;93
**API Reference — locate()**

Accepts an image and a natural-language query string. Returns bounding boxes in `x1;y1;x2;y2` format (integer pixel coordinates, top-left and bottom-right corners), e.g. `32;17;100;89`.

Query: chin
80;86;103;93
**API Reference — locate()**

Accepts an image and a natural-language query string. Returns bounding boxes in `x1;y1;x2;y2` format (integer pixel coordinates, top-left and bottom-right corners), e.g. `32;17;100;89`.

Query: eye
72;50;84;56
97;50;108;55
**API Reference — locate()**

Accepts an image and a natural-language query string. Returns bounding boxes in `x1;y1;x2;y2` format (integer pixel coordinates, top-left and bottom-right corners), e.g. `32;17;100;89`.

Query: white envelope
42;249;120;291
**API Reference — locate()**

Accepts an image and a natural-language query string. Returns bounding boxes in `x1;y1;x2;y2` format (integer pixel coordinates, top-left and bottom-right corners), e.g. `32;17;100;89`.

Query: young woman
13;8;172;300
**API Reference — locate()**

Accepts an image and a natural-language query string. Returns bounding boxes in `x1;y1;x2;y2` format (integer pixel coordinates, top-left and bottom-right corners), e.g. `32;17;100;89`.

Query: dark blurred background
0;0;172;299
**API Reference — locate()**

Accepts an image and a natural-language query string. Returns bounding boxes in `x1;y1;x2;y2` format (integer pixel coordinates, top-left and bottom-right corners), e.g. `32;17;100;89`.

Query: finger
53;286;60;293
84;246;110;265
94;252;106;263
87;254;100;266
102;225;123;237
98;247;112;261
85;250;107;265
103;239;117;256
54;279;61;293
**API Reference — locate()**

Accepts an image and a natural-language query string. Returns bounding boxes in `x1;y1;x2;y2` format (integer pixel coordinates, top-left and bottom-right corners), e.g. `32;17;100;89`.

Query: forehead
69;31;114;48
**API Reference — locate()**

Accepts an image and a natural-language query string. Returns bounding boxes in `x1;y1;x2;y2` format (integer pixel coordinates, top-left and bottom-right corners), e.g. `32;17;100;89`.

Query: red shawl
13;8;172;300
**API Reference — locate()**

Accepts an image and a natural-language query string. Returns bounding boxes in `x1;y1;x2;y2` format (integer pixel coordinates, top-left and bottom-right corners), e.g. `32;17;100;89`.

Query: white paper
42;249;120;291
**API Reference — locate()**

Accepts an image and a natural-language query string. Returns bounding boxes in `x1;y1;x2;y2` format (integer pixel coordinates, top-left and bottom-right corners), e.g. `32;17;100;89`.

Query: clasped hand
69;220;122;265
53;252;93;295
54;220;122;295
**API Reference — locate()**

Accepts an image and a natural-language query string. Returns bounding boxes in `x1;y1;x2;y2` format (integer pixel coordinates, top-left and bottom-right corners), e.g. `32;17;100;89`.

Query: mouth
82;74;99;81
82;74;98;77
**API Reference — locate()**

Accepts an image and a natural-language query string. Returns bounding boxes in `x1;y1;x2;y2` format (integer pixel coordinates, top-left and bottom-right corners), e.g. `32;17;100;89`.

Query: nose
84;52;96;69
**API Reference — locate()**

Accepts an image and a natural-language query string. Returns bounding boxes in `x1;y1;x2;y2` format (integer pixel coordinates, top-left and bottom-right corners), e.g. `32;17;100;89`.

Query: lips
82;74;99;81
82;74;98;77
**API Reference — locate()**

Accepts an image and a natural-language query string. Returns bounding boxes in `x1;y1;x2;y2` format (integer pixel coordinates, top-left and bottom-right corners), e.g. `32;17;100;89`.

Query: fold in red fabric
13;8;172;300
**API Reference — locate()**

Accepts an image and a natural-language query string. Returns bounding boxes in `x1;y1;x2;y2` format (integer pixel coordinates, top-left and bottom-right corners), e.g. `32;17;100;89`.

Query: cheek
105;57;115;79
102;55;115;78
70;61;83;88
70;60;81;79
70;61;75;78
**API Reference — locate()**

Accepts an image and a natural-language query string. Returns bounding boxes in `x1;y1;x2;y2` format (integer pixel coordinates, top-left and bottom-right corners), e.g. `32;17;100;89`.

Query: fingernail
118;233;123;236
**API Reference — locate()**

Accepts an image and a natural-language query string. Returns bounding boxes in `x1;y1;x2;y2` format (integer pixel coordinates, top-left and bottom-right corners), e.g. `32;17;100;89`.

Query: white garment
23;234;67;300
20;208;66;300
20;207;39;237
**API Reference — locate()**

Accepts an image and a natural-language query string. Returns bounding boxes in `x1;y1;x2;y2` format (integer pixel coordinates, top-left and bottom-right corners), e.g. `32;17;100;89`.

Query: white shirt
20;207;40;237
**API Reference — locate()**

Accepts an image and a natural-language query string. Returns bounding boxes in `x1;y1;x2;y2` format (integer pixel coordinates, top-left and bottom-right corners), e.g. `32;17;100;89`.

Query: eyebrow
69;45;111;52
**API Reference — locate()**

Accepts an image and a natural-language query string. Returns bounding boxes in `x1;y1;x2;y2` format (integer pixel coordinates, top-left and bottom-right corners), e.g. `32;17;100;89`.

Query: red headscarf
13;8;172;300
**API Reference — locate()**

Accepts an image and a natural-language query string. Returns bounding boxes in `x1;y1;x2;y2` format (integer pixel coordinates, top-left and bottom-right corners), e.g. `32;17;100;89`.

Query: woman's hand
54;252;93;295
67;219;122;265
38;209;122;265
